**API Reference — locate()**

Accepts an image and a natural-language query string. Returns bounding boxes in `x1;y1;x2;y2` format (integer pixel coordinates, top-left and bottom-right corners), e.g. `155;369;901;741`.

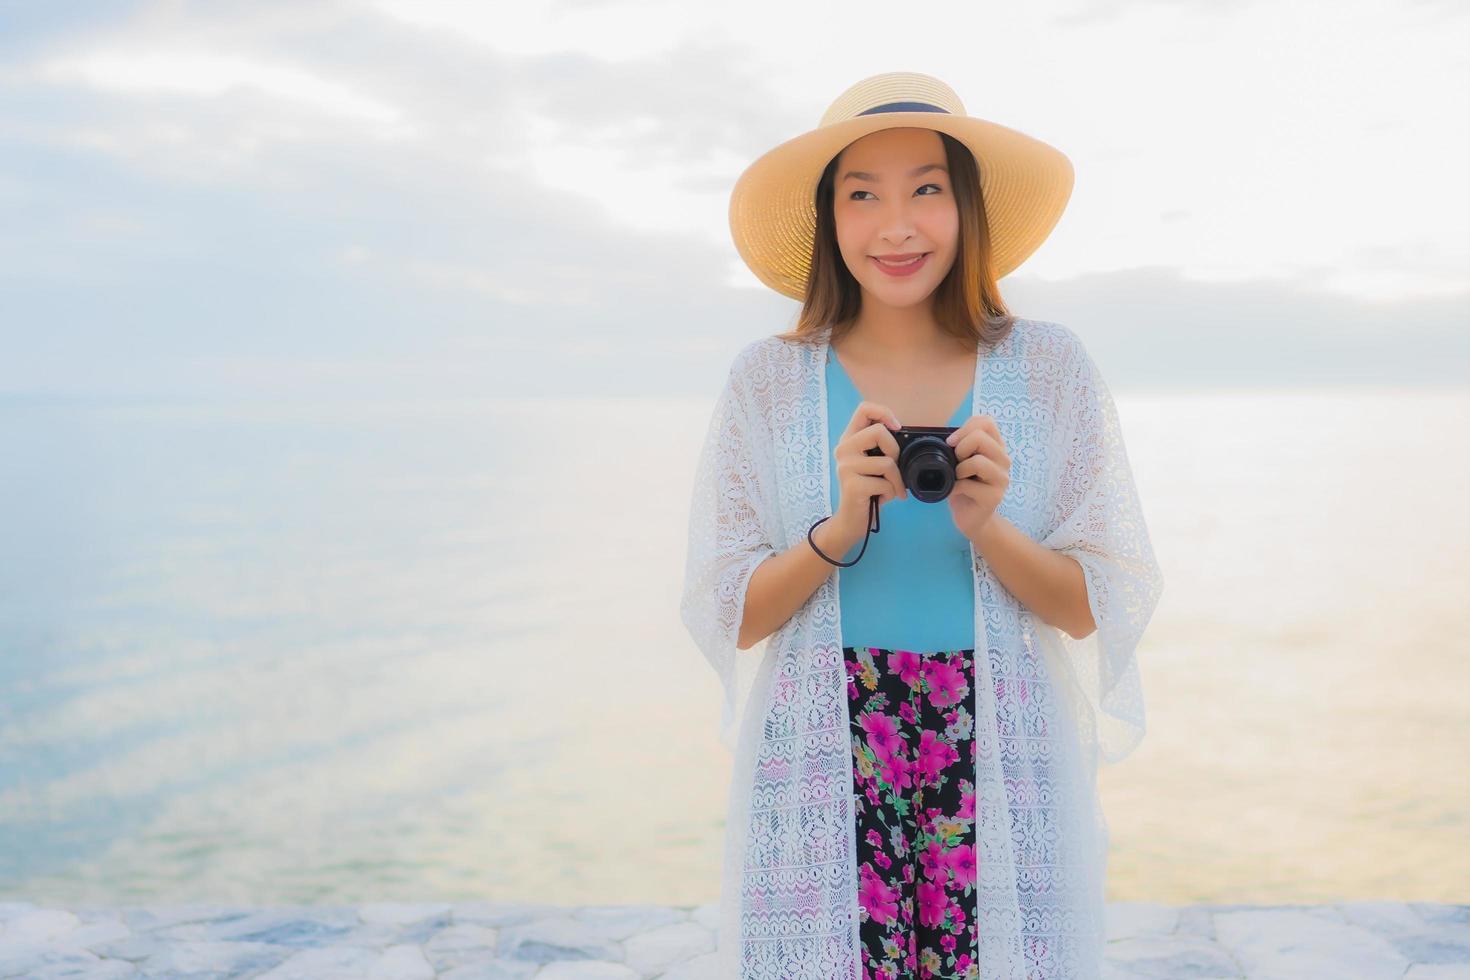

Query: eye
849;184;944;201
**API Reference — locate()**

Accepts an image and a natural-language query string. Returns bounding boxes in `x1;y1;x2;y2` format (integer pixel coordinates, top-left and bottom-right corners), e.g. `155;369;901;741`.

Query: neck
838;301;961;364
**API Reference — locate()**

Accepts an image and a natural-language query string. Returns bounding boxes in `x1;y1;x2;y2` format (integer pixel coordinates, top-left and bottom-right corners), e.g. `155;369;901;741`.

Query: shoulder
727;332;816;388
1005;316;1086;367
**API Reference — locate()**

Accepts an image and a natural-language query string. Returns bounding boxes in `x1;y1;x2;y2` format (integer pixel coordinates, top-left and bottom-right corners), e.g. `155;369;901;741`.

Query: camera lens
899;437;957;503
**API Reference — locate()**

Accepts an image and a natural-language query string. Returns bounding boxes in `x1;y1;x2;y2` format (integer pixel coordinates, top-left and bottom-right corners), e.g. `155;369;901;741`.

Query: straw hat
729;71;1075;301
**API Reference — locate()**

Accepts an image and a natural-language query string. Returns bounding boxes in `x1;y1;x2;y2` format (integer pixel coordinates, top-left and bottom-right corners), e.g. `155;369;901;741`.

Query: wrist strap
807;494;881;567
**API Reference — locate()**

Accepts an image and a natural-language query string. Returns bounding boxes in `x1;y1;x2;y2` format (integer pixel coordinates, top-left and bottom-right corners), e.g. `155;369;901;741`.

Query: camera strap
806;493;881;567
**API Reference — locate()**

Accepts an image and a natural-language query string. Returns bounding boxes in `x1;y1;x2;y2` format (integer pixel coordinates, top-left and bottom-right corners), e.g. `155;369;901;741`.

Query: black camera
864;425;961;503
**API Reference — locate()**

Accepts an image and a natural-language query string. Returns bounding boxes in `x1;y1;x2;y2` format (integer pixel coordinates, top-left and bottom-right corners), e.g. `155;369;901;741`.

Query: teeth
876;254;923;267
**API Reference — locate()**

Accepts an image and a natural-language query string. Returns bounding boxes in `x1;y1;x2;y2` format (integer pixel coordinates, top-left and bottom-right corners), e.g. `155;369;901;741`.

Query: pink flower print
848;679;860;701
922;659;969;709
918;838;948;883
887;649;922;686
859;710;900;745
858;864;900;925
873;849;892;871
916;879;950;928
945;843;978;890
958;786;976;820
913;729;958;786
874;736;914;792
898;700;918;725
866;829;884;849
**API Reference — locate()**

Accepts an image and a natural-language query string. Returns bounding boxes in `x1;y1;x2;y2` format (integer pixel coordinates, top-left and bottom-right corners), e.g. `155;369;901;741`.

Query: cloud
0;0;1464;405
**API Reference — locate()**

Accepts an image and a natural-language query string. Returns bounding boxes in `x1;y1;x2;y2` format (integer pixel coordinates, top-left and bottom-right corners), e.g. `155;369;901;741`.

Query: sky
0;0;1466;402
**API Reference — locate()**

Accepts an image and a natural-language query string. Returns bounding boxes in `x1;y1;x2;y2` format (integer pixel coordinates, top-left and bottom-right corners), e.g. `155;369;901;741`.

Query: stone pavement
1;899;1467;978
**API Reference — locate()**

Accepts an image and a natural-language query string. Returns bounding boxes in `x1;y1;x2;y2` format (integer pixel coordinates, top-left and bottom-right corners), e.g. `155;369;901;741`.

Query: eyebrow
840;163;948;183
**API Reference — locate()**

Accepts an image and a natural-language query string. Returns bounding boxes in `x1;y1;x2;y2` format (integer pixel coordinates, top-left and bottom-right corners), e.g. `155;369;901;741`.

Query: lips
871;252;931;277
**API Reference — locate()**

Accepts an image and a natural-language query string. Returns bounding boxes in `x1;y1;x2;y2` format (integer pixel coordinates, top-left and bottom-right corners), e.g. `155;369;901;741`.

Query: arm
679;346;783;745
970;514;1096;640
736;519;863;649
1031;329;1164;764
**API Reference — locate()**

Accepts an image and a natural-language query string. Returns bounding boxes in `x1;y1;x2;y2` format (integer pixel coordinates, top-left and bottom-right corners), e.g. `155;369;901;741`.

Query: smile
870;253;930;277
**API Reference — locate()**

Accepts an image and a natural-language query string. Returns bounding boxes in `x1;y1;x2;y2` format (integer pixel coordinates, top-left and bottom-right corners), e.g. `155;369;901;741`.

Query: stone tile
131;940;294;978
438;960;539;980
422;923;502;973
1173;905;1217;941
570;904;687;941
158;907;361;946
1213;908;1408;980
251;942;432;980
0;900;1464;978
688;903;719;933
494;916;622;965
535;962;640;979
1404;965;1470;979
1340;900;1437;937
1105;933;1241;978
661;950;720;980
623;921;715;976
0;908;80;943
359;903;453;926
453;903;563;928
0;903;38;928
1106;901;1181;940
1390;929;1470;967
1413;905;1470;928
120;905;251;933
0;948;139;979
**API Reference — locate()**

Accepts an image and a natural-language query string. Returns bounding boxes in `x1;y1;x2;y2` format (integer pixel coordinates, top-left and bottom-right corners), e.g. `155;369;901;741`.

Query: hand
944;415;1010;540
831;400;908;542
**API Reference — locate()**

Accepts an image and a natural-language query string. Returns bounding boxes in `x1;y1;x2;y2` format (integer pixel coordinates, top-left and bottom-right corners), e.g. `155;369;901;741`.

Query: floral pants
844;645;979;980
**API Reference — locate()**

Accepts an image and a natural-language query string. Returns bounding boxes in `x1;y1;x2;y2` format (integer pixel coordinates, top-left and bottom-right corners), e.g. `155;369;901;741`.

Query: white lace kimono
680;317;1163;979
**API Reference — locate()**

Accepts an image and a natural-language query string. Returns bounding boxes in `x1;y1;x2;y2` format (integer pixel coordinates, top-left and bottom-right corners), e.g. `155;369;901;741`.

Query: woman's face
832;127;959;311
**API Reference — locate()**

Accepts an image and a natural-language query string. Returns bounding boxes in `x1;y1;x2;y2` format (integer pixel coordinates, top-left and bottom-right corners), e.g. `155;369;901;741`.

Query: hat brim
729;112;1074;301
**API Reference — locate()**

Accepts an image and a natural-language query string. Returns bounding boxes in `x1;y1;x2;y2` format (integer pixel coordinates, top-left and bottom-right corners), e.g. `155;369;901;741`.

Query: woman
681;72;1164;980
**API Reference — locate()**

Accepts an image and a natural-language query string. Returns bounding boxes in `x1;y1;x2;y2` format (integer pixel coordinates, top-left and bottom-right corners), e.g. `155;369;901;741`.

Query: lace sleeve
1038;333;1164;765
680;349;778;751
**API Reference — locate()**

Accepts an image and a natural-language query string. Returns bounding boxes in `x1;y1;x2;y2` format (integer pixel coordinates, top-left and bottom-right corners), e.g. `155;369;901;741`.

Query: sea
1;386;1466;908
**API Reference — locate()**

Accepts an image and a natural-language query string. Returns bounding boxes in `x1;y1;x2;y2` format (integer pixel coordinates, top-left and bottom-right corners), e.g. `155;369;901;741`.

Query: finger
845;401;901;439
947;473;984;501
856;451;907;500
957;453;1009;486
834;422;901;470
951;428;1010;469
946;416;1003;451
835;419;897;464
856;473;899;506
862;421;902;463
862;426;906;499
885;456;907;502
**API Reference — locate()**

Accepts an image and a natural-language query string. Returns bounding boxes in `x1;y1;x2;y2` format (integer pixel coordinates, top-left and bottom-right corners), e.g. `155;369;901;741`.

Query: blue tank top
825;346;977;652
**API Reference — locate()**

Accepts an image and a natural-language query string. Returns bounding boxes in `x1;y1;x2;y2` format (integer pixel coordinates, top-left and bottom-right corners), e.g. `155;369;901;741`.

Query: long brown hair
774;131;1015;351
